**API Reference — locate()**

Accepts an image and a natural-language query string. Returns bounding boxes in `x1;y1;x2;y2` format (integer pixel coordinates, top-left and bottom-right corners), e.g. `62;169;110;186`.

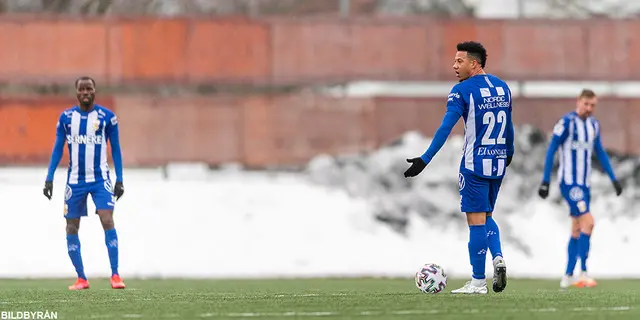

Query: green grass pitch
0;278;638;319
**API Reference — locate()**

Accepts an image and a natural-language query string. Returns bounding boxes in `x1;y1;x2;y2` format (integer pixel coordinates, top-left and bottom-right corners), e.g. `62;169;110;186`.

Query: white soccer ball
415;263;448;294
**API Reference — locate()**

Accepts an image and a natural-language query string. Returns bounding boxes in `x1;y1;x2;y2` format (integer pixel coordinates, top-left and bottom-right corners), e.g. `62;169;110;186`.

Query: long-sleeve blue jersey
420;74;514;179
46;104;123;185
542;111;616;187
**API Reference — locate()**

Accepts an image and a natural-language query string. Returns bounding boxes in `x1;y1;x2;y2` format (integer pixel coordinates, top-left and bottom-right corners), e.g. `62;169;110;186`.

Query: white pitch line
201;312;338;317
573;307;597;312
463;309;481;314
197;306;633;318
0;298;155;306
99;288;140;291
2;298;154;304
392;310;433;315
79;306;638;319
572;306;632;312
530;308;557;312
608;306;631;311
2;305;630;320
274;293;320;297
273;293;350;298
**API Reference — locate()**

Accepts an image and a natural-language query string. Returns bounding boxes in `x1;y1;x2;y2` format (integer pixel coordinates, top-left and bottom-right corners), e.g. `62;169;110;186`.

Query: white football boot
560;274;575;289
492;256;507;293
451;279;488;294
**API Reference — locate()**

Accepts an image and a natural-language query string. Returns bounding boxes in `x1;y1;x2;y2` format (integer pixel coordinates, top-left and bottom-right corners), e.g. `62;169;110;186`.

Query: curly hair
456;41;487;68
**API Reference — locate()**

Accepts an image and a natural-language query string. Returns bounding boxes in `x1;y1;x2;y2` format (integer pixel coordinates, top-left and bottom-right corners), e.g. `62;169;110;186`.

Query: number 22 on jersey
481;110;507;146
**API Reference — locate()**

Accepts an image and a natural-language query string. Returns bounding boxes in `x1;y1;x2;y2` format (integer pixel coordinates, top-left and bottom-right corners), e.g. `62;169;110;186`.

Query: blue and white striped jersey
543;111;616;187
46;104;123;185
446;74;515;179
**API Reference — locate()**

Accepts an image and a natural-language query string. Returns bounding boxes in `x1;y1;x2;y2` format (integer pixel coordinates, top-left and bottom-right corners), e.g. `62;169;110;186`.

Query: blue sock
485;216;502;259
579;233;591;272
66;234;86;280
565;237;579;276
105;229;119;276
468;225;488;280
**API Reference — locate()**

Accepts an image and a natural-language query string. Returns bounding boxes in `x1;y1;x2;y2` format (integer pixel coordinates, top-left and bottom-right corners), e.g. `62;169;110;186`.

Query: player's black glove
506;156;513;167
114;181;124;200
613;180;623;196
404;157;427;178
538;182;550;199
43;181;53;200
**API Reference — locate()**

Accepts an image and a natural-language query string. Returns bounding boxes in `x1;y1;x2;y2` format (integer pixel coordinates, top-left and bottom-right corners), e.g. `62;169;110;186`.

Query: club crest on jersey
569;186;584;201
92;120;101;132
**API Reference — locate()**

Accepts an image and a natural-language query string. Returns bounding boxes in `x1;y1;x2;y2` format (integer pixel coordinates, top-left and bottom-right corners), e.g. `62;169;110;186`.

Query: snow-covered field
0;126;637;279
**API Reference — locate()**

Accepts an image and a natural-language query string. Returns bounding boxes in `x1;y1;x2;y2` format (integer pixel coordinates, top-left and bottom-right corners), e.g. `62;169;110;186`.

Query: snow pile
305;125;640;257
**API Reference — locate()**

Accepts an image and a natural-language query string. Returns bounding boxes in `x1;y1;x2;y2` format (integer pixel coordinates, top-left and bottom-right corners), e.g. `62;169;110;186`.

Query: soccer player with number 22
404;42;514;294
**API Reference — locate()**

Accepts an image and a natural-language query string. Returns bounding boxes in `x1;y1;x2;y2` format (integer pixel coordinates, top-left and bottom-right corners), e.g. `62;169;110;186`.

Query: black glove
538;182;550;199
506;156;513;167
43;181;53;200
114;181;124;200
613;180;623;196
404;157;427;178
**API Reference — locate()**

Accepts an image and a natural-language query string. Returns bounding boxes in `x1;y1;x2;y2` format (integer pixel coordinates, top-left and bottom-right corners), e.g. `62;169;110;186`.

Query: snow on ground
0;126;638;279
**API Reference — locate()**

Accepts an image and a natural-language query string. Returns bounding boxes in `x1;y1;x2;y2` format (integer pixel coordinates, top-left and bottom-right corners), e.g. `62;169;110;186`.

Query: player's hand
43;181;53;200
404;157;427;178
114;181;124;200
538;182;550;199
613;180;623;196
506;156;513;167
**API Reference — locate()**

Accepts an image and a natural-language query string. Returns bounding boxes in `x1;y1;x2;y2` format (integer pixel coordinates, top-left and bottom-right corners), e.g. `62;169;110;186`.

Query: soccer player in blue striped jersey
404;41;514;294
43;76;126;290
538;89;622;289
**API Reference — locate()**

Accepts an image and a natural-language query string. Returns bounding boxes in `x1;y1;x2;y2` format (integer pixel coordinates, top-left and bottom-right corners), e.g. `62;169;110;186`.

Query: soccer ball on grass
415;263;447;294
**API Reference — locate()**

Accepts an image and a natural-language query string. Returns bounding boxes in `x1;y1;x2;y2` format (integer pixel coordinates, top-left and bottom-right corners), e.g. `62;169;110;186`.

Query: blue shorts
458;171;503;213
64;180;115;219
560;184;591;217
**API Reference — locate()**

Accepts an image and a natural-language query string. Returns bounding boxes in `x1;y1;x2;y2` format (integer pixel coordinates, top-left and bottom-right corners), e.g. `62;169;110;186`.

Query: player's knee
581;225;594;235
466;212;486;226
579;213;595;234
65;223;79;235
570;219;580;237
98;212;115;229
100;217;114;230
571;228;580;238
581;221;594;234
